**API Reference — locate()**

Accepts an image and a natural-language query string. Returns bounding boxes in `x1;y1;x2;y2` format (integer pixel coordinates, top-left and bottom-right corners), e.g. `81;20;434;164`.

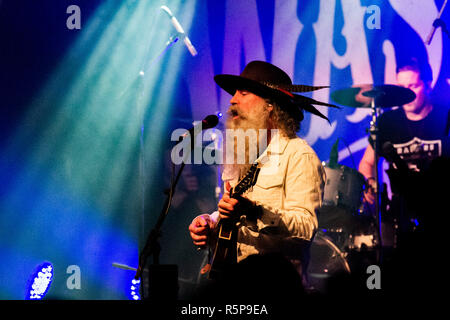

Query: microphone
382;142;408;172
179;115;219;142
161;5;198;56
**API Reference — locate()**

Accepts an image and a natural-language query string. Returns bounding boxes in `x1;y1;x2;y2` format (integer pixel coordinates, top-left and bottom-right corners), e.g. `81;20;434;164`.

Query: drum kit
307;83;416;292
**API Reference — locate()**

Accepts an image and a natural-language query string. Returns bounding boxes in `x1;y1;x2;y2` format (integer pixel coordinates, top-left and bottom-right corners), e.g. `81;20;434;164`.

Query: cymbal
331;84;416;108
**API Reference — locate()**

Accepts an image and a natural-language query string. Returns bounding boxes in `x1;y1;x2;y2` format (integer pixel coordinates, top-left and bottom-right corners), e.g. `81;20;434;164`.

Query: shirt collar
258;130;289;159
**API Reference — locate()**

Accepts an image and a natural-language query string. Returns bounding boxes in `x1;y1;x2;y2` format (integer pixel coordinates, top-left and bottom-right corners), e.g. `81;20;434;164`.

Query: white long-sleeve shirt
210;132;325;262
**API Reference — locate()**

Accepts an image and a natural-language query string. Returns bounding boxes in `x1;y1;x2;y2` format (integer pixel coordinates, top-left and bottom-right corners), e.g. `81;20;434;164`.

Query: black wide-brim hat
214;60;339;122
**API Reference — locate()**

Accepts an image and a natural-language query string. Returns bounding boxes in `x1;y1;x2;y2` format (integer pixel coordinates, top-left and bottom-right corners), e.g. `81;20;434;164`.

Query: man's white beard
223;104;270;179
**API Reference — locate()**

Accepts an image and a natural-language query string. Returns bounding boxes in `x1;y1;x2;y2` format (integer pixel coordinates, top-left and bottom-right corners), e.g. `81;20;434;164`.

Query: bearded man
188;61;335;284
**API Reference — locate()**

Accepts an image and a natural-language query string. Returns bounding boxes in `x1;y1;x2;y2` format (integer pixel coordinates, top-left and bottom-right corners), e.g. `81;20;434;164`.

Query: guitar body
207;163;260;279
208;218;238;279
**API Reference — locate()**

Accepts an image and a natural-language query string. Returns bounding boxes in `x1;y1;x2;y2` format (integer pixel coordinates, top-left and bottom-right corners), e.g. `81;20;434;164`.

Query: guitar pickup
218;224;232;240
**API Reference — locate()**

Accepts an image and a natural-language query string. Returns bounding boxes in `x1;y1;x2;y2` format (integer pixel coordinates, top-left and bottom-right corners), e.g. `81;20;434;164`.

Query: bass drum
306;232;351;293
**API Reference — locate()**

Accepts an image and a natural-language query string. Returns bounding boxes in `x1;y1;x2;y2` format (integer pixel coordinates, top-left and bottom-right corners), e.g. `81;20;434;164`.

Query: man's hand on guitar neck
218;181;256;220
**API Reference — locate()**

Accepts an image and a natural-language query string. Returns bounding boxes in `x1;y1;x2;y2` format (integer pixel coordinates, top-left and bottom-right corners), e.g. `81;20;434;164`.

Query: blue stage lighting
25;262;54;300
216;111;223;118
130;278;141;300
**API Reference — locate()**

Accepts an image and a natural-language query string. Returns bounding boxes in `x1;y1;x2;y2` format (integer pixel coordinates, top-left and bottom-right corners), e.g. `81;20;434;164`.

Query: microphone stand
120;33;182;300
113;9;199;301
134;159;186;280
135;131;192;280
427;0;449;45
432;18;450;40
136;130;211;301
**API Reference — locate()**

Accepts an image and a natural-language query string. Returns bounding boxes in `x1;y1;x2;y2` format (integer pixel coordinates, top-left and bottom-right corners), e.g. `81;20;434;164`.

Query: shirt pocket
255;174;284;189
252;174;284;208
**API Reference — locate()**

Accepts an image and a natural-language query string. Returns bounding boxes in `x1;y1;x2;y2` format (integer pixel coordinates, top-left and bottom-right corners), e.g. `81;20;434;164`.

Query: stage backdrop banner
0;0;448;300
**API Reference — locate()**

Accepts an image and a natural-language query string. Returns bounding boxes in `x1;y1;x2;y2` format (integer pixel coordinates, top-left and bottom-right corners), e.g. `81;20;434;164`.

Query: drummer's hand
364;191;375;205
189;214;214;247
218;182;255;220
363;178;376;205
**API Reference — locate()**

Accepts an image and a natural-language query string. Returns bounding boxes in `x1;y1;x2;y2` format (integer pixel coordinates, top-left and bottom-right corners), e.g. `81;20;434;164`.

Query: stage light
130;278;141;300
216;111;223;118
25;262;54;300
2;0;197;299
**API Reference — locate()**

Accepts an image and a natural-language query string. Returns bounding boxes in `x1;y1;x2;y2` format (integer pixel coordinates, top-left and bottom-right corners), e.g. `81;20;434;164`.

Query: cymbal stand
368;98;383;263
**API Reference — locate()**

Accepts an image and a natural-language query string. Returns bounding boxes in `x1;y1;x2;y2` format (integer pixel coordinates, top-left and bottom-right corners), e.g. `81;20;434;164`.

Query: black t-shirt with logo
375;105;450;173
371;104;450;230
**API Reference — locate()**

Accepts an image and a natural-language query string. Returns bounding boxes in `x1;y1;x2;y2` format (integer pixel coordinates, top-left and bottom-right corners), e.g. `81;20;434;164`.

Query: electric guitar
207;163;261;279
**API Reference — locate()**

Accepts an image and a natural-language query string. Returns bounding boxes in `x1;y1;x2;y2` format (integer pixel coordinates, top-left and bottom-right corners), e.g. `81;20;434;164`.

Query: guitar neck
207;163;260;279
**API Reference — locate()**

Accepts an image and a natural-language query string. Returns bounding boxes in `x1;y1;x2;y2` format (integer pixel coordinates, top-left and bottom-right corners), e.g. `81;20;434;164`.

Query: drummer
358;57;450;238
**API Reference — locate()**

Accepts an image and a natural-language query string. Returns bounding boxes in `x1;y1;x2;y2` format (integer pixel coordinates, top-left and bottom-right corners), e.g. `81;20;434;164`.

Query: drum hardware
308;84;416;285
331;84;416;264
321;227;344;233
347;233;377;251
322;165;366;214
320;227;350;253
306;232;351;293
